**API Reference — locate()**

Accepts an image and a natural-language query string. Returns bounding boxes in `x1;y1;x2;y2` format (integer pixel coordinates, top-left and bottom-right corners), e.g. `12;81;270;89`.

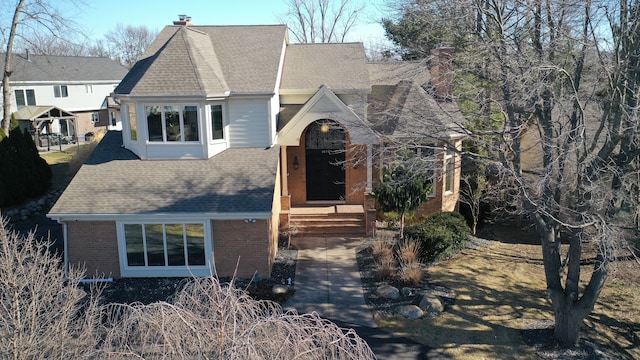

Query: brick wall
213;220;272;278
286;134;369;206
67;221;120;278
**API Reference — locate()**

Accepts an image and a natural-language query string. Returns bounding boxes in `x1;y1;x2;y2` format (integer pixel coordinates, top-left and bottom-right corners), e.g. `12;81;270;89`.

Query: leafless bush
100;277;375;359
374;256;396;282
399;261;424;286
397;237;422;263
0;218;102;359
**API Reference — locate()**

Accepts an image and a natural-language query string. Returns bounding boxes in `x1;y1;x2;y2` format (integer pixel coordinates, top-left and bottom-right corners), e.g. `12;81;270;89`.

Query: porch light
293;155;299;170
320;123;330;133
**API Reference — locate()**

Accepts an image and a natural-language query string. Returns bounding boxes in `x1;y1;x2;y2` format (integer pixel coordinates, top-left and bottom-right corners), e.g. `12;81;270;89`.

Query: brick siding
67;221;120;278
213;220;273;278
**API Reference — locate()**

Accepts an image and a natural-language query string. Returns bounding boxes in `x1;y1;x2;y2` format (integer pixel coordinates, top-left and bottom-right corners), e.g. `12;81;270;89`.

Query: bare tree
1;0;84;137
384;0;640;345
280;0;365;43
100;276;375;359
104;23;157;69
0;218;102;358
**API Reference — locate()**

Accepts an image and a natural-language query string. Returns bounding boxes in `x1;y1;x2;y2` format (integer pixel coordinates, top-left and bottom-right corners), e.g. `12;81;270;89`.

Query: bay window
211;104;224;140
146;104;200;142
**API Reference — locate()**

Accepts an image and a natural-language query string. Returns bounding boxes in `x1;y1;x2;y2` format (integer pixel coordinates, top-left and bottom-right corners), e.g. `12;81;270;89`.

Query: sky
61;0;392;48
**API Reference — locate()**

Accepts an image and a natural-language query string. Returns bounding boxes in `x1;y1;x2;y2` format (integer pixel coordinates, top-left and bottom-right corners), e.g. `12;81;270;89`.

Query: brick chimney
429;43;454;102
173;15;193;26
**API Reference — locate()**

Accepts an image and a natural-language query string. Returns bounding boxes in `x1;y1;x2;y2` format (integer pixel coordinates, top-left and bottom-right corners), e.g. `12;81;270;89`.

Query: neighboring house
1;53;127;141
47;20;466;279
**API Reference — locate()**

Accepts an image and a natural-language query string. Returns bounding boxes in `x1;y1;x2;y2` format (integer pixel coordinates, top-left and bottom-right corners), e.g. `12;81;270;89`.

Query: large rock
396;305;424;319
376;284;400;300
419;294;444;313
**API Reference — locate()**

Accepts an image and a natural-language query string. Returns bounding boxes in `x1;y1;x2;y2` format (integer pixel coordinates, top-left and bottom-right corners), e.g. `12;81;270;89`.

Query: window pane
124;224;145;266
165;224;186;266
15;90;25;107
61;85;68;97
164;105;180;141
129;104;137;140
54;86;60;98
146;106;163;141
185;224;205;266
25;90;35;105
183;106;199;141
145;224;165;266
211;105;223;140
445;157;454;192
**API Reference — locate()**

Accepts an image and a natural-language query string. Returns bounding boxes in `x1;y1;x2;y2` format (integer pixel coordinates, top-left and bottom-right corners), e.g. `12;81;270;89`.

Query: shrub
405;211;471;263
399;261;423;286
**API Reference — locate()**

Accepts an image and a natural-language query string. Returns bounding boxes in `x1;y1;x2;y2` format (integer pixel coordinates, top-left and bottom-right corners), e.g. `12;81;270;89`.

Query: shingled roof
280;43;370;93
116;25;288;96
48;131;280;217
367;62;467;140
1;53;127;82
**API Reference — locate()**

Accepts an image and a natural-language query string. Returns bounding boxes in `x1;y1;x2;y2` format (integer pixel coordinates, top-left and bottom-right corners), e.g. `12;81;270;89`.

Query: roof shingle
48;131;280;216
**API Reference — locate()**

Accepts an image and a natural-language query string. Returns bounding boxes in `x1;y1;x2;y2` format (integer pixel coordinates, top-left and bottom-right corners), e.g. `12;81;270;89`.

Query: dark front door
305;120;345;201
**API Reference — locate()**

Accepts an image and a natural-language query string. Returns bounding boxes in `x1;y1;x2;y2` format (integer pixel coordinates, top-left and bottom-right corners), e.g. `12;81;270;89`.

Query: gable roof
278;85;378;145
116;25;288;97
368;62;467;140
1;53;127;82
12;105;76;121
48;131;280;219
280;43;370;94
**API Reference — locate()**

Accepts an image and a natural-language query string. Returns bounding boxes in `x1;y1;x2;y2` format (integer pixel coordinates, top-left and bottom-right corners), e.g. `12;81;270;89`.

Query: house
47;21;466;279
1;53;127;142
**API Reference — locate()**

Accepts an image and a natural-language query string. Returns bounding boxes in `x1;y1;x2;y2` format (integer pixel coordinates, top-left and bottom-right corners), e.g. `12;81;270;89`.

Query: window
54;85;68;98
14;89;36;108
128;104;137;140
91;112;100;123
85;84;93;93
110;111;117;127
146;104;199;142
211;104;224;140
123;223;206;268
445;149;455;193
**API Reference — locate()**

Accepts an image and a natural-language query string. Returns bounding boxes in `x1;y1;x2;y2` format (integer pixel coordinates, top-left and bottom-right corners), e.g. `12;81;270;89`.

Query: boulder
376;284;400;300
396;305;424;319
419;294;444;313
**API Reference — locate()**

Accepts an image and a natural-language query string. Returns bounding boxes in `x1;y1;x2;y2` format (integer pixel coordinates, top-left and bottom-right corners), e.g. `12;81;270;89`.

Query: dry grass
371;237;394;260
376;240;640;360
397;237;421;263
374;256;396;281
399;260;423;286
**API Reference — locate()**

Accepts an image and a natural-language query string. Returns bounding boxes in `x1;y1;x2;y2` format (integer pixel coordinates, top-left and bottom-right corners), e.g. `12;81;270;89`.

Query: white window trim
116;220;214;277
208;102;226;145
91;112;100;123
145;103;201;143
444;149;455;194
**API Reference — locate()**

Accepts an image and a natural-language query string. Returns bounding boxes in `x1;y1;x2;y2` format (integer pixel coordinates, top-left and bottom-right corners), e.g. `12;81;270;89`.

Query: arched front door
305;120;345;201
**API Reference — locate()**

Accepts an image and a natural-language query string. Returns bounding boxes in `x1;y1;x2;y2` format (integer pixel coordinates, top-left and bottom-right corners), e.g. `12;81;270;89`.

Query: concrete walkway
283;236;377;328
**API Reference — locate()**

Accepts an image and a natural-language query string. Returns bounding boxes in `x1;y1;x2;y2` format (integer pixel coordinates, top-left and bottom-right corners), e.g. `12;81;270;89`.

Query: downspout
57;219;69;279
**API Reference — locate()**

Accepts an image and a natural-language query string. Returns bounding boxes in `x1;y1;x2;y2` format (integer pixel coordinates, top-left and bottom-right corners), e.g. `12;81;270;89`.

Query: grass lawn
40;141;100;191
376;235;640;359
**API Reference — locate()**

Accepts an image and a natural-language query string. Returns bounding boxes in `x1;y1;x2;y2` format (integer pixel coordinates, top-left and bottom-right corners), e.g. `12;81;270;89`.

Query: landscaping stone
401;287;415;297
419;294;444;313
376;284;400;300
396;305;424;319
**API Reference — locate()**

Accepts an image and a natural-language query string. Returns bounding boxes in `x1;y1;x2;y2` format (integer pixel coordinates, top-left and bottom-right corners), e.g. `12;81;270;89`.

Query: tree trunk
552;298;584;346
2;0;25;136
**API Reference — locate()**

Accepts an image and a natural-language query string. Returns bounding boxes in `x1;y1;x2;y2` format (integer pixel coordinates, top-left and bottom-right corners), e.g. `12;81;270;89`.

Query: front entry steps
290;205;366;237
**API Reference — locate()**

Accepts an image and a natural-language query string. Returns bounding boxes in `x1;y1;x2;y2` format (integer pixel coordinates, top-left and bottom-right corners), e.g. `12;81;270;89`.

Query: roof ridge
183;27;229;95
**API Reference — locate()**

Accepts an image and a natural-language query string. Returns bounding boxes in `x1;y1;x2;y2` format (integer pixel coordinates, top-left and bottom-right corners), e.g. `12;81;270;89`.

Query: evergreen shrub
405;211;471;263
